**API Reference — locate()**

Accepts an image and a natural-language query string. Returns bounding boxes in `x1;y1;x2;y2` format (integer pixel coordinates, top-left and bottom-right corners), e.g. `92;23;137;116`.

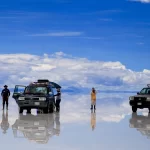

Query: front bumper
129;100;150;108
17;101;52;108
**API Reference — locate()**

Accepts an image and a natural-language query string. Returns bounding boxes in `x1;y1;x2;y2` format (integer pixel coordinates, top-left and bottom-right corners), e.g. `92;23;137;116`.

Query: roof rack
147;84;150;87
37;79;50;83
29;82;49;86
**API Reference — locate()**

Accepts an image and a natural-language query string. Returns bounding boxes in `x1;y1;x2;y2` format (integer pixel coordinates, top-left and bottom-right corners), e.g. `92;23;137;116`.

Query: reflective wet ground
0;92;150;150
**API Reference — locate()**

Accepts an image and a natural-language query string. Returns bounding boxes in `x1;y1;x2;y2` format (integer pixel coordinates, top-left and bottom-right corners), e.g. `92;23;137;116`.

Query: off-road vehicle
12;79;61;114
129;84;150;113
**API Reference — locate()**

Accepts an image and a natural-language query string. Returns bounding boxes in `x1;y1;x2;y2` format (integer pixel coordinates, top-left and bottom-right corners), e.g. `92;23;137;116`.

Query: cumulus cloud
0;52;149;91
60;93;131;123
1;93;133;127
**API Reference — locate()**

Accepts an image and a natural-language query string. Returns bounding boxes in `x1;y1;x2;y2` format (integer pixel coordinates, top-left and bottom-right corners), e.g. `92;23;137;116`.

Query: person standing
54;88;61;112
1;85;10;110
91;87;97;110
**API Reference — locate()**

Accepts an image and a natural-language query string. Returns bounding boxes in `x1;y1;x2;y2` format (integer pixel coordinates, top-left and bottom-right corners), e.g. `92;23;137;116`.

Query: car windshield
140;88;150;94
24;86;47;94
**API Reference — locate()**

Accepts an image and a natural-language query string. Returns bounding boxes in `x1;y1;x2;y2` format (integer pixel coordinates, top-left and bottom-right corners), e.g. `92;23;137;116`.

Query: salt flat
0;92;149;150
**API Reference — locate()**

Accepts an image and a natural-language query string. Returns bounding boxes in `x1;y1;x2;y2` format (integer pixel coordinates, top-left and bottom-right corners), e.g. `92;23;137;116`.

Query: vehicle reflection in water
12;112;60;144
0;111;10;134
129;113;150;139
91;111;96;131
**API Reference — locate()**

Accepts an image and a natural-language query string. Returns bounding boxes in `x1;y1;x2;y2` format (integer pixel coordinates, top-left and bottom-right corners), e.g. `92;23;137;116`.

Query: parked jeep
129;84;150;113
12;79;61;114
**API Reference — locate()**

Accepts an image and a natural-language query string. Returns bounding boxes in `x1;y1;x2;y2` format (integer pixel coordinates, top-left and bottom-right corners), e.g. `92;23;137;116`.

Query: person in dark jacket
1;85;10;110
54;88;61;112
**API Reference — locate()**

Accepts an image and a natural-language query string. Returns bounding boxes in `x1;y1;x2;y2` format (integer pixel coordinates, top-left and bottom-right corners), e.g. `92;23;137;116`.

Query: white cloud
129;0;150;3
29;32;83;37
0;52;149;91
2;93;132;126
143;69;150;74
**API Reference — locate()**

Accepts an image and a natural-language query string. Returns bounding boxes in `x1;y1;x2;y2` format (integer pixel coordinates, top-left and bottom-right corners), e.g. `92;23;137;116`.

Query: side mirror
137;92;140;95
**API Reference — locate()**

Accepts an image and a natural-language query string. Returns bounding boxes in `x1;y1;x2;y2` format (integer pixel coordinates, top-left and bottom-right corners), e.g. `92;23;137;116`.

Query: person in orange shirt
91;87;97;110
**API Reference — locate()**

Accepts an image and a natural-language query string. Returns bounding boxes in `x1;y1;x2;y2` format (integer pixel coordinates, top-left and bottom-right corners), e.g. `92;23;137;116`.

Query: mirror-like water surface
0;93;150;150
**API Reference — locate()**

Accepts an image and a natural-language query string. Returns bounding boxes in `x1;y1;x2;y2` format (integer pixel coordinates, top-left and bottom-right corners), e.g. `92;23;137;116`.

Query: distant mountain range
1;86;138;94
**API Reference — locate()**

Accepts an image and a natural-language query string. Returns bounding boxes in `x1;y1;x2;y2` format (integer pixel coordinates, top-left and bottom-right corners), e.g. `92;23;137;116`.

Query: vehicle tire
37;109;40;114
132;106;137;113
19;107;23;114
43;107;48;114
27;108;31;114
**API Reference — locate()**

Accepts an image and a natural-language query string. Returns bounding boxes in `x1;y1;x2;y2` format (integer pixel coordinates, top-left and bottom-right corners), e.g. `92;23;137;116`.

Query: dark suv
12;79;61;114
129;84;150;113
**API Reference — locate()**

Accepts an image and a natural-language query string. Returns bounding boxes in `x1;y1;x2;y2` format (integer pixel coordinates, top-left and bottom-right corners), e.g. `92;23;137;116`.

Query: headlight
18;97;25;100
147;97;150;101
39;97;46;101
129;96;134;100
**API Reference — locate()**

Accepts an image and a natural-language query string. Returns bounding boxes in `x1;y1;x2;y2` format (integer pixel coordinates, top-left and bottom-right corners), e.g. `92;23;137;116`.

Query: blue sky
0;0;150;71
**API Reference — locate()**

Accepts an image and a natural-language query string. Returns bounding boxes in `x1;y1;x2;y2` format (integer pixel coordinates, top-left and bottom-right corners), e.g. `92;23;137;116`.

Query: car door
49;82;61;89
12;85;26;99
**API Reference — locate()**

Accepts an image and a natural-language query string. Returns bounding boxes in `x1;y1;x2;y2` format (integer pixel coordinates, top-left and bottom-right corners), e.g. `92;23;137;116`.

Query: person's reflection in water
54;112;60;136
0;110;9;134
91;111;96;131
129;112;150;139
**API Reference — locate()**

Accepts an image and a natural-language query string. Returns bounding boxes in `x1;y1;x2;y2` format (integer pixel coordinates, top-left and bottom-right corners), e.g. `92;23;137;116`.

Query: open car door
49;82;61;89
12;85;26;99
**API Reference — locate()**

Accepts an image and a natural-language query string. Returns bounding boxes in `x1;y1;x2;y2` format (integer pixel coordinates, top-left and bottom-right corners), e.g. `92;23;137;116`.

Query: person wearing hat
54;88;61;112
1;85;10;110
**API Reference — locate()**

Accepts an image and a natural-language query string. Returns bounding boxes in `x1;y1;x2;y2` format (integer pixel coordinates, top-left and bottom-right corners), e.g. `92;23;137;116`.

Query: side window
14;86;26;94
147;89;150;94
140;88;146;94
48;87;53;95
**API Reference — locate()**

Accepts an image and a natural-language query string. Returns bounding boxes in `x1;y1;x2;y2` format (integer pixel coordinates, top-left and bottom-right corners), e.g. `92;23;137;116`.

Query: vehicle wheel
19;107;23;114
37;109;40;114
132;106;137;113
37;109;43;114
27;108;31;114
43;107;48;114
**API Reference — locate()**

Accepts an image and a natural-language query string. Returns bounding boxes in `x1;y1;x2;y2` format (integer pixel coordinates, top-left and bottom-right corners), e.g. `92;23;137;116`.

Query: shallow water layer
0;93;150;150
